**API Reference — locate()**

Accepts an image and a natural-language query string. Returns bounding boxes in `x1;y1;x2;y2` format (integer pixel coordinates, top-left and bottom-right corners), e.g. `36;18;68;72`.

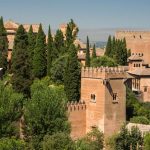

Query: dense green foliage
0;80;24;138
144;133;150;150
11;25;32;96
105;35;128;65
0;138;26;150
50;55;68;84
76;127;104;150
107;125;143;150
64;44;81;102
24;78;70;148
130;116;150;125
126;88;150;123
85;36;90;67
0;16;8;72
42;132;74;150
33;24;47;78
91;56;117;67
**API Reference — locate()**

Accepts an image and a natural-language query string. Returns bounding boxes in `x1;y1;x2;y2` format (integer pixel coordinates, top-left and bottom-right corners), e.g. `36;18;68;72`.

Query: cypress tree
85;36;90;67
54;29;64;55
47;25;53;76
65;19;78;49
11;25;31;95
111;36;116;58
105;35;112;57
33;24;47;78
92;44;96;58
27;25;36;72
0;16;8;72
64;44;81;102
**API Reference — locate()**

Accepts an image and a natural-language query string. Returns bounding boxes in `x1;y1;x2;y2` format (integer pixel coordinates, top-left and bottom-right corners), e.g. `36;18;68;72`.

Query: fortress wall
67;101;86;139
116;31;150;64
104;79;126;138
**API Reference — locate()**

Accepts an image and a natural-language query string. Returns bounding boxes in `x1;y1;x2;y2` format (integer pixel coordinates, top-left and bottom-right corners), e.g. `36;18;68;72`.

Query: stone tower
81;67;127;138
68;67;127;139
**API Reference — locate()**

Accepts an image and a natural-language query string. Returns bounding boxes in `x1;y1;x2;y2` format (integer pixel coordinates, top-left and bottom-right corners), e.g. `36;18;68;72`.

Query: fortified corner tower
81;67;127;138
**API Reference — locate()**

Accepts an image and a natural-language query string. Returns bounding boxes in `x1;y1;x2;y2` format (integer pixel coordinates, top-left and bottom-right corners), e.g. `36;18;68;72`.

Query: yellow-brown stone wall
81;78;105;133
104;79;126;138
116;31;150;65
68;104;86;140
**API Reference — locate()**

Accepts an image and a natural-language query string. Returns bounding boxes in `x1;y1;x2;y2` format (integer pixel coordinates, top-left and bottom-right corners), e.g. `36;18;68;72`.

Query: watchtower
81;67;127;138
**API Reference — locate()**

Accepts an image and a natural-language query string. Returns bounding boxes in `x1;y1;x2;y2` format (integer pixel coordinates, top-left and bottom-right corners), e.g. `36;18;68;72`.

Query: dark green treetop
11;25;32;96
33;24;47;78
64;44;81;102
0;16;8;72
92;44;96;58
85;36;90;67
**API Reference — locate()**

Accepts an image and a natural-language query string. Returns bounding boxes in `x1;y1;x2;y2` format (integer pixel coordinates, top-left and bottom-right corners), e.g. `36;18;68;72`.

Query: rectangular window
144;87;147;92
91;94;96;103
113;93;117;100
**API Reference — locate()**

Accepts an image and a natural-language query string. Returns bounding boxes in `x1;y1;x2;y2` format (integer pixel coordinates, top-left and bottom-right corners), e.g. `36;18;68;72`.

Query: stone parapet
81;67;127;79
67;101;86;112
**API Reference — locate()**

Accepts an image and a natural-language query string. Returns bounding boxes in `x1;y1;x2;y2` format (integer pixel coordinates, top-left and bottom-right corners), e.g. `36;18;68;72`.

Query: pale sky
0;0;150;41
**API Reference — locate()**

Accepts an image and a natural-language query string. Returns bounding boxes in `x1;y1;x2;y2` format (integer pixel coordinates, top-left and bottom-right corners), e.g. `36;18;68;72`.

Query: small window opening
113;93;117;100
91;94;96;102
144;87;147;92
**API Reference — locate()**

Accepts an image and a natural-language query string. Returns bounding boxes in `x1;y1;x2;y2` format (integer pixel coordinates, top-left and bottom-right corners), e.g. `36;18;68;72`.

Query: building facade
4;20;39;63
68;67;127;139
116;31;150;102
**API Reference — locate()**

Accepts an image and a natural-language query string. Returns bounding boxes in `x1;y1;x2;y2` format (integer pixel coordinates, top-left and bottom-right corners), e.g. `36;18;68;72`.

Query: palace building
68;67;127;139
116;31;150;102
4;20;39;63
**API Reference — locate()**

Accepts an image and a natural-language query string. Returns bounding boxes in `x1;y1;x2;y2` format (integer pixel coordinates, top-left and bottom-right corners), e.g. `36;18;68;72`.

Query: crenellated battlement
67;101;86;112
81;67;127;79
116;30;150;40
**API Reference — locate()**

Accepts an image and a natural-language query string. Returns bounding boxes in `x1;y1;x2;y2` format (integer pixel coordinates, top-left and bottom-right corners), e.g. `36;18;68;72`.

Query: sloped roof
128;55;143;61
4;20;19;29
4;20;39;33
128;68;150;76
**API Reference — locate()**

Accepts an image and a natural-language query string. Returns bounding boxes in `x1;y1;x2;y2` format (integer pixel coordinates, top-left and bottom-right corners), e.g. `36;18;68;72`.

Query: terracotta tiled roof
128;68;150;76
4;20;39;33
128;55;143;61
4;20;19;29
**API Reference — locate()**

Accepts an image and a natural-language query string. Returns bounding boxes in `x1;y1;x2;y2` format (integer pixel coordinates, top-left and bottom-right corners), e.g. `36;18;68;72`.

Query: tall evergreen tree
111;36;116;58
47;25;53;76
27;25;36;72
0;16;8;72
11;25;31;95
33;24;47;78
92;44;96;58
64;44;81;102
85;36;90;67
65;19;79;49
54;29;65;55
105;35;112;57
